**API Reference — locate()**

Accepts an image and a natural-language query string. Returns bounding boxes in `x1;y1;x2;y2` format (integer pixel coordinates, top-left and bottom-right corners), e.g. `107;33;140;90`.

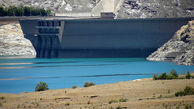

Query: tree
15;7;24;16
0;6;5;16
186;72;191;79
169;69;178;77
35;81;49;91
7;6;16;16
24;6;31;16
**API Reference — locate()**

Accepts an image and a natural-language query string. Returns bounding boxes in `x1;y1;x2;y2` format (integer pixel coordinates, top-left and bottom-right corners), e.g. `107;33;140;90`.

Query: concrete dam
19;17;194;58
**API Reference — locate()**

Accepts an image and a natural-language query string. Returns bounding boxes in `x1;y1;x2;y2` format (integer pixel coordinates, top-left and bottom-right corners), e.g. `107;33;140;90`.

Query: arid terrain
0;76;194;109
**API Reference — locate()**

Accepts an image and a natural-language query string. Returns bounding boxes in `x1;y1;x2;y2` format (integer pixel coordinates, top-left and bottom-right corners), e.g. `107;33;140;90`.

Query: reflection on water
0;57;193;93
0;73;154;80
0;64;119;69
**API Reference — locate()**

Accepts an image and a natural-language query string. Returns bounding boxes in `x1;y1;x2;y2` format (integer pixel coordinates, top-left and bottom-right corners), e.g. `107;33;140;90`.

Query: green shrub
65;102;70;106
0;97;5;100
153;70;180;80
157;72;167;80
185;104;192;109
166;74;177;79
184;86;194;95
185;72;191;79
109;100;118;104
153;74;158;80
170;69;178;77
83;82;96;87
175;91;185;97
175;86;194;97
116;105;122;109
72;86;78;89
119;98;128;102
157;95;162;99
166;69;178;79
35;81;49;92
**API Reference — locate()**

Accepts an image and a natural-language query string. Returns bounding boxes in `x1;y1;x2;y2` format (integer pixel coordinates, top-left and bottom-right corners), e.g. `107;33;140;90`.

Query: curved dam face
19;17;194;58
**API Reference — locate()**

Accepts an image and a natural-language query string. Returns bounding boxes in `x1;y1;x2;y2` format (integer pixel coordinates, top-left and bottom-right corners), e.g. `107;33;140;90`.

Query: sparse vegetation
175;86;194;97
116;105;122;109
185;72;191;79
168;90;170;94
84;82;96;87
109;100;118;104
119;98;128;102
35;81;49;92
0;102;2;107
184;104;192;109
65;102;70;106
0;96;5;100
153;70;193;80
157;95;162;99
0;6;51;16
72;86;78;89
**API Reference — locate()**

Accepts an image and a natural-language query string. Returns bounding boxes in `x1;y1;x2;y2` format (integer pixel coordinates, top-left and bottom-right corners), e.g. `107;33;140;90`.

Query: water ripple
0;73;154;80
0;64;119;69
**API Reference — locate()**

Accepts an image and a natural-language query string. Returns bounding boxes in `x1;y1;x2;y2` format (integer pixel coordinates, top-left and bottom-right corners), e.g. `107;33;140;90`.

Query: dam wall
19;17;194;58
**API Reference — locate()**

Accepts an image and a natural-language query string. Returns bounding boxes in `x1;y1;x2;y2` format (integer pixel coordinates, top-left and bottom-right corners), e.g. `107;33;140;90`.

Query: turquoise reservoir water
0;57;193;93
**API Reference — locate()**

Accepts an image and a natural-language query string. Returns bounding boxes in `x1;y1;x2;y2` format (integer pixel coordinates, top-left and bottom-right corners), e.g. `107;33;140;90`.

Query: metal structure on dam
19;17;194;58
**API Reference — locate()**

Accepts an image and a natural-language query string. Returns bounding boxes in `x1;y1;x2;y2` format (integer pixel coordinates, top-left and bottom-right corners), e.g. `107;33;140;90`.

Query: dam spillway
19;17;194;58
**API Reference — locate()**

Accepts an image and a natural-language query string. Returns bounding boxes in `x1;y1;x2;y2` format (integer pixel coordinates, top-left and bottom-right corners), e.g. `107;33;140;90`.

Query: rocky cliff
0;0;98;13
147;20;194;65
116;0;194;18
0;22;36;56
1;0;194;18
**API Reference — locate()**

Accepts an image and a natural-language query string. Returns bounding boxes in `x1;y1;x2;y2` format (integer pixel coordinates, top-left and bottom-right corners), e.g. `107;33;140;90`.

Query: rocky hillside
0;0;99;13
0;23;36;56
147;20;194;65
116;0;194;18
1;0;194;18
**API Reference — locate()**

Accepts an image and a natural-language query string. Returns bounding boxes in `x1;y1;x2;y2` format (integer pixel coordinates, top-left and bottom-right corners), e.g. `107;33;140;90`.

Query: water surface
0;57;193;93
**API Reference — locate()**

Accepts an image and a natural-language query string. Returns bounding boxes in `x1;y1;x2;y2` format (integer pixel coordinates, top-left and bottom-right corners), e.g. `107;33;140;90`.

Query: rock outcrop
147;20;194;65
0;0;98;14
0;22;36;56
1;0;194;18
116;0;194;18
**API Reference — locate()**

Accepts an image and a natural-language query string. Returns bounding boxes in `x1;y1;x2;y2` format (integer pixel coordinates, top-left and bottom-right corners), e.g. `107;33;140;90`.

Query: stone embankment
147;20;194;65
0;22;36;56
